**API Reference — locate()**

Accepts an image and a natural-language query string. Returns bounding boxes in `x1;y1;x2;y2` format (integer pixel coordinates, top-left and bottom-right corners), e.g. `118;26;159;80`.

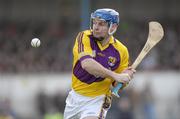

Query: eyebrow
93;19;107;24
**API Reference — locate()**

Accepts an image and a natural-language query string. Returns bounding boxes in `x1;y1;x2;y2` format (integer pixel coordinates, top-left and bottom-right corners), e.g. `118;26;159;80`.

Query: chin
92;33;105;41
94;36;104;41
94;35;100;39
93;33;100;38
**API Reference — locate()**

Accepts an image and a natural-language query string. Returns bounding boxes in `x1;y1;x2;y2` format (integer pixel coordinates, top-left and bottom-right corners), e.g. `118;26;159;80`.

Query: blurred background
0;0;180;119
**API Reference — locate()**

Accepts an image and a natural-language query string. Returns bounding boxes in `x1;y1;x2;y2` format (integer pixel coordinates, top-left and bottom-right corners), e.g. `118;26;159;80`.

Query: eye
99;22;106;26
92;19;108;27
93;20;97;25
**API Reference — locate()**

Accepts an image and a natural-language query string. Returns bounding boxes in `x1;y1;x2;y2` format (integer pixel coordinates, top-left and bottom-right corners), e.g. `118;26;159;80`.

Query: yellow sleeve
73;32;93;63
114;46;129;73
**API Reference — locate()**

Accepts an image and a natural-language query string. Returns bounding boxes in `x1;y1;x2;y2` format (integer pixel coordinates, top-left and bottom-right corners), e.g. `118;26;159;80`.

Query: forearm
81;58;133;83
81;58;115;79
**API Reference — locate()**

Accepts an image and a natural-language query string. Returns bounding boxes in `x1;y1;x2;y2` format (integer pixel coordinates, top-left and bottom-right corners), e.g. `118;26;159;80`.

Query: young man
64;8;135;119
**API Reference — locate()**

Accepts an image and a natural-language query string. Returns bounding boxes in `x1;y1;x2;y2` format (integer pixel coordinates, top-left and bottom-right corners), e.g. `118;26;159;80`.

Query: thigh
81;95;112;119
64;91;81;119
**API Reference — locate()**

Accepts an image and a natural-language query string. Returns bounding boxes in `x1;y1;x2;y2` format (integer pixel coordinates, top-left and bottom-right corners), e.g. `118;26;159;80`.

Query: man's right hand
112;67;136;83
112;73;131;83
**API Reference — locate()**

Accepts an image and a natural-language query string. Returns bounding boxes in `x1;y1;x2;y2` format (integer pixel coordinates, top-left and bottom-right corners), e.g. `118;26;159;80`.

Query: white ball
31;38;41;47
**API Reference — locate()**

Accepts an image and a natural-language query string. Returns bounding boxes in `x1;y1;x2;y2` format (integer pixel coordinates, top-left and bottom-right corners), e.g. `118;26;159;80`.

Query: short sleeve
73;32;93;63
114;46;129;73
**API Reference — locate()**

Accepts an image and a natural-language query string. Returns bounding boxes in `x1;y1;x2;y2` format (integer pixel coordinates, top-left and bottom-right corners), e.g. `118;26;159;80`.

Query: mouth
93;31;100;37
92;32;104;41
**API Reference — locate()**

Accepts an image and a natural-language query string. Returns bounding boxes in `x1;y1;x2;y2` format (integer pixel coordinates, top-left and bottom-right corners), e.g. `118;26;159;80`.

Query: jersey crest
108;56;117;67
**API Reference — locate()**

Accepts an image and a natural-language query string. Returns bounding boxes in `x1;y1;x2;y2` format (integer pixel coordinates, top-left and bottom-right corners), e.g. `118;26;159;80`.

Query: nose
93;24;99;31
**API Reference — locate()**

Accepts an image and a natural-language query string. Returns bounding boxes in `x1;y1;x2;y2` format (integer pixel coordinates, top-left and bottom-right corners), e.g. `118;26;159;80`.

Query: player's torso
72;31;122;97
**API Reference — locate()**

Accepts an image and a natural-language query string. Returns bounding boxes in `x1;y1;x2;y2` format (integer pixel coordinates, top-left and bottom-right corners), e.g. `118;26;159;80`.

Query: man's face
92;18;109;39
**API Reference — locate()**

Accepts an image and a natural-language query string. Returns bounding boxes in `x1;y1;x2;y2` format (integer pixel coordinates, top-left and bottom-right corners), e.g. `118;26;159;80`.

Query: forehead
92;18;107;24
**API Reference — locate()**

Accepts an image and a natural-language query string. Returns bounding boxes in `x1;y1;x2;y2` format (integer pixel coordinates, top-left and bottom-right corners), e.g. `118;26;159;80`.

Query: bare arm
81;58;132;83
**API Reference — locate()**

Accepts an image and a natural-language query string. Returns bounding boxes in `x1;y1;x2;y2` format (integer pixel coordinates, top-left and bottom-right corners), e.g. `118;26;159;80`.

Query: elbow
81;58;92;70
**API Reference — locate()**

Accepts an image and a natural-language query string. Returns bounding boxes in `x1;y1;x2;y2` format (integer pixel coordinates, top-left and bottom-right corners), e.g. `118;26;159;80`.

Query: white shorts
64;90;112;119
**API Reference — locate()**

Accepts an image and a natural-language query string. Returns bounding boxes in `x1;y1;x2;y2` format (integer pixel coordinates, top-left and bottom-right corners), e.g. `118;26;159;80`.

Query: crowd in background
0;20;75;73
0;19;179;73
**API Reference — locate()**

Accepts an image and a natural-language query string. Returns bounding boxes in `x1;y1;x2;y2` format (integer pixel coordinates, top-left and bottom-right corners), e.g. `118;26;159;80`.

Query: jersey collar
97;36;115;51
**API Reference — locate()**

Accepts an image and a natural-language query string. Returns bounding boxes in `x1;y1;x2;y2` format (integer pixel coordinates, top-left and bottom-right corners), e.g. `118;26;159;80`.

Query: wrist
105;69;116;79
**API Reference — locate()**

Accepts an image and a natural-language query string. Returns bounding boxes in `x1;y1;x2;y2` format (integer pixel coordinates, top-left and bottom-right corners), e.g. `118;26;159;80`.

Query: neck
99;36;111;47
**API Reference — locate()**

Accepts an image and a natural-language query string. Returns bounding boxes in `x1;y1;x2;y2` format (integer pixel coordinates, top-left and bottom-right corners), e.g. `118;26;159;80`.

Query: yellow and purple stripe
77;32;84;53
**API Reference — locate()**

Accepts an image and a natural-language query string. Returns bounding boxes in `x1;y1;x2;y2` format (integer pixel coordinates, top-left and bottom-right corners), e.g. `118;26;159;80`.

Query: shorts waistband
70;89;105;100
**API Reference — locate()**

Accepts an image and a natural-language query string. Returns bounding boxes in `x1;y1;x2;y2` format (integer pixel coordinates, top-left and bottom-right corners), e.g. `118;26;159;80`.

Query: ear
108;24;118;35
112;24;118;29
